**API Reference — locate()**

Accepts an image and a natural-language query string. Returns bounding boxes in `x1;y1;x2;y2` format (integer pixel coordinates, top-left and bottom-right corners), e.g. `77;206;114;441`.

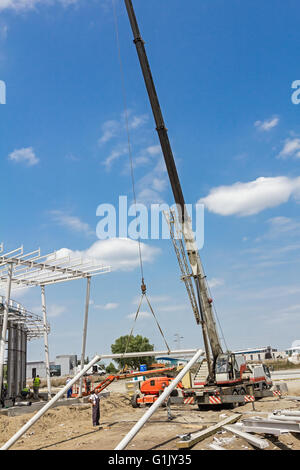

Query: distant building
285;345;300;356
55;355;77;376
26;354;78;378
26;360;55;379
234;346;278;362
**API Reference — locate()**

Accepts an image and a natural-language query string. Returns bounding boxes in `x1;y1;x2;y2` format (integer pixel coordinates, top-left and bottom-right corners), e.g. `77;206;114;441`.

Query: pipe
1;354;102;450
79;276;91;397
0;262;13;390
114;348;203;450
100;348;199;360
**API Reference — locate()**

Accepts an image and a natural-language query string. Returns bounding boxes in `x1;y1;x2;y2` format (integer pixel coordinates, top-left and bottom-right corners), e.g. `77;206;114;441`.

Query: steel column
0;262;13;391
79;276;91;397
41;285;51;399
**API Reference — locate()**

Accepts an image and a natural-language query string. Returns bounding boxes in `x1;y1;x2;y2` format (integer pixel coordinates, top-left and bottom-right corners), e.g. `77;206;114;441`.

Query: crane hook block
141;279;147;294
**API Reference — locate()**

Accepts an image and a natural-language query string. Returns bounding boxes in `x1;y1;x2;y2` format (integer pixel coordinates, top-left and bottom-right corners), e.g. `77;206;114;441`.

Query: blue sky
1;0;300;362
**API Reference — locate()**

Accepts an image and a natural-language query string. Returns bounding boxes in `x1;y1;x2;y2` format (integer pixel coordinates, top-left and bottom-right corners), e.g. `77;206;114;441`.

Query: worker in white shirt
89;392;100;426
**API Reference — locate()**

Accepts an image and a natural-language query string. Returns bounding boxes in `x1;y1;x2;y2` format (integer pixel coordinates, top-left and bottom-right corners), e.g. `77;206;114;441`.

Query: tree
111;334;154;369
106;362;118;374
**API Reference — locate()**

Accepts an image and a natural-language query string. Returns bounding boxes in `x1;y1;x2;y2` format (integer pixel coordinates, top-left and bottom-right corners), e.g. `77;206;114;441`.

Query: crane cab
215;353;247;384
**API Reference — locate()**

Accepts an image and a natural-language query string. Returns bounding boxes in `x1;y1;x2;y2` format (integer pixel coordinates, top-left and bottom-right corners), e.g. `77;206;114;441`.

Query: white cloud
136;159;168;205
127;311;151;320
47;304;67;318
146;145;161;156
50;210;94;237
0;0;80;12
278;138;300;159
8;147;39;166
207;277;224;289
199;176;300;216
94;302;119;310
56;238;160;272
255;216;300;242
254;116;279;131
103;145;127;171
128;114;148;130
98;120;120;145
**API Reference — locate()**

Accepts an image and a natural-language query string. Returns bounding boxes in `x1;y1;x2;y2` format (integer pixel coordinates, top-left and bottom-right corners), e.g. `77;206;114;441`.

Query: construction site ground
1;379;300;451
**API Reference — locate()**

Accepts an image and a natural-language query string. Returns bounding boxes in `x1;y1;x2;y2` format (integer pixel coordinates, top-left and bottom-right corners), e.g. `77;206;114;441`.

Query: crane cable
111;0;170;358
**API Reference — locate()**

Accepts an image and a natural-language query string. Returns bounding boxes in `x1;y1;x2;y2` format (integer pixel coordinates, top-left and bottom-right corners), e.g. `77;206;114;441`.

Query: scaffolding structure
0;244;111;400
0;297;49;398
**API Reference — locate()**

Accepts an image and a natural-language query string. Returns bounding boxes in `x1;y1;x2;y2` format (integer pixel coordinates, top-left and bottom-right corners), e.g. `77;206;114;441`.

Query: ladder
164;209;200;325
192;359;209;387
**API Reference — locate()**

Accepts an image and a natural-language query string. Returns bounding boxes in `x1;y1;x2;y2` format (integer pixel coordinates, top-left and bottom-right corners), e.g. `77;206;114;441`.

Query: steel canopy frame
0;244;111;399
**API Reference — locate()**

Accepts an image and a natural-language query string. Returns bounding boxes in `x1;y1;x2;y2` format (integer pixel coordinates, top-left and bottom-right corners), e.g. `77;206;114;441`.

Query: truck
124;0;275;408
75;363;106;376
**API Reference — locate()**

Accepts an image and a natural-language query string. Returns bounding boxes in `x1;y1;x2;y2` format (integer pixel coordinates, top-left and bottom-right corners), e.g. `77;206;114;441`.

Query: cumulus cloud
278;138;300;159
8;147;39;166
55;238;160;271
199;176;300;216
254;116;279;131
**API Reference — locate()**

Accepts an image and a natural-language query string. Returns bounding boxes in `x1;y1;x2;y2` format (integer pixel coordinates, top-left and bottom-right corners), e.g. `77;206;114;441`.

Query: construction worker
88;391;100;427
1;382;7;408
33;375;41;399
21;386;30;399
161;382;175;421
66;377;72;398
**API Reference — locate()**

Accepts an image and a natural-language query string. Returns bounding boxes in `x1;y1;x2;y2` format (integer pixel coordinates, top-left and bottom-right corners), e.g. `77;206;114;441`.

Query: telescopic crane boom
124;0;223;382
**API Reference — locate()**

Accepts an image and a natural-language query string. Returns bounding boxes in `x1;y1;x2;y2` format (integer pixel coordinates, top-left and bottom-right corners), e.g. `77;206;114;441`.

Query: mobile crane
124;0;275;407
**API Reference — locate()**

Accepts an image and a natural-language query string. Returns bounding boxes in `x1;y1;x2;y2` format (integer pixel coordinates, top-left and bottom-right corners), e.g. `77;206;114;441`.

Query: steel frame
0;243;111;399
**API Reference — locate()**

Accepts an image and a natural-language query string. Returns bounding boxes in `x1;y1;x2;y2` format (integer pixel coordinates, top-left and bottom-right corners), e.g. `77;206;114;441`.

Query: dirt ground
1;380;300;451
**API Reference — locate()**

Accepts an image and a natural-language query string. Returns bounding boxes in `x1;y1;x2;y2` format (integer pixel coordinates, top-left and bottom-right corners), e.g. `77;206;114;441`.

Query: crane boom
124;0;223;380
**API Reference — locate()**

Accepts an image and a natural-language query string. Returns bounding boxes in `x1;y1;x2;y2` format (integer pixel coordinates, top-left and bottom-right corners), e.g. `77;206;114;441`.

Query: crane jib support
123;0;223;375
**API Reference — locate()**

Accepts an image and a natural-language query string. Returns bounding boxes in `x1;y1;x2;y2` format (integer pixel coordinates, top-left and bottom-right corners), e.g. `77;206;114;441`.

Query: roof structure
0;244;111;289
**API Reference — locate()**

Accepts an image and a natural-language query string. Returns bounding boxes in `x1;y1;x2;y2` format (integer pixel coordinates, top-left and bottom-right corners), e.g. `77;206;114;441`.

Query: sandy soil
1;381;300;451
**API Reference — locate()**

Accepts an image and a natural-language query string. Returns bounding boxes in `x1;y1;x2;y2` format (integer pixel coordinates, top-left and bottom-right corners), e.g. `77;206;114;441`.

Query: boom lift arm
123;0;223;381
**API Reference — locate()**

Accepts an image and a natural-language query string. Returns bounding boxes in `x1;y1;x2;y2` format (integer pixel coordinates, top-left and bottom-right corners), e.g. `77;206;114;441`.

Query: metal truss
0;244;111;289
0;296;48;340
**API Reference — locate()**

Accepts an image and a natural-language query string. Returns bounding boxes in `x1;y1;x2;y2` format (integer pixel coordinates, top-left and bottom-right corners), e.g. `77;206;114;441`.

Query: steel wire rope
111;0;170;364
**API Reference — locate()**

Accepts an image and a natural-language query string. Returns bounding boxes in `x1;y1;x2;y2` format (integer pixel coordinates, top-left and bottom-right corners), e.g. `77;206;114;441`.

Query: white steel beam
223;424;269;449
